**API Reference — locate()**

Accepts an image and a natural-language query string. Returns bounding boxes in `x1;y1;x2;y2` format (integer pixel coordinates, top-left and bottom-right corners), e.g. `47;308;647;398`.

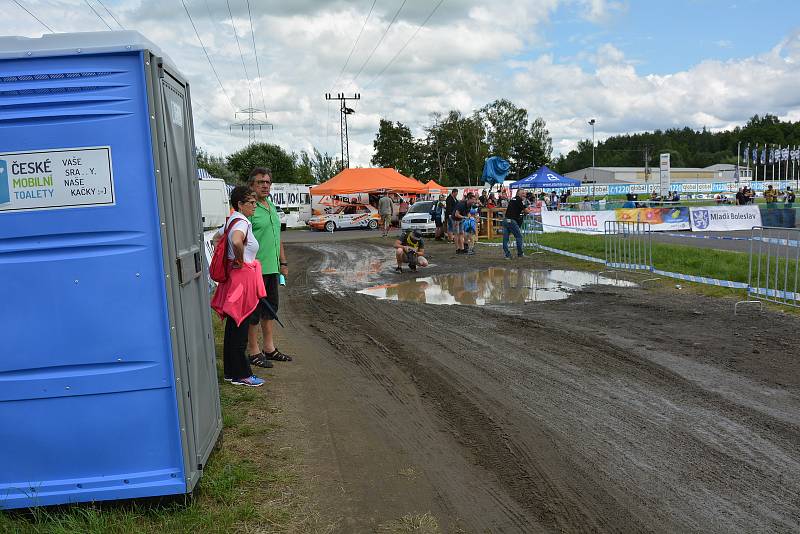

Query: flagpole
736;141;741;184
772;145;775;182
746;143;750;176
785;146;789;181
755;143;758;181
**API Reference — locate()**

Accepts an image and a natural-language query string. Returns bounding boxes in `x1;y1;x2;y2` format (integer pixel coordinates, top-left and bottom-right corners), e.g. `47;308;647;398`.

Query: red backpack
209;216;247;283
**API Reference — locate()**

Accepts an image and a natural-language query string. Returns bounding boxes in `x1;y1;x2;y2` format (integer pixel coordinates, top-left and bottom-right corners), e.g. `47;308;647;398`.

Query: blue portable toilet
0;32;222;509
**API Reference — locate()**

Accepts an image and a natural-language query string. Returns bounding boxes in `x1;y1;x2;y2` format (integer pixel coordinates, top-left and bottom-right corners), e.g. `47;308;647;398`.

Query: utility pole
325;93;360;168
643;145;651;186
230;91;273;146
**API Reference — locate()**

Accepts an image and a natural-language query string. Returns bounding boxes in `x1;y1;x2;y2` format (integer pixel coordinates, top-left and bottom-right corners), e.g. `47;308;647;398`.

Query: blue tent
510;165;581;189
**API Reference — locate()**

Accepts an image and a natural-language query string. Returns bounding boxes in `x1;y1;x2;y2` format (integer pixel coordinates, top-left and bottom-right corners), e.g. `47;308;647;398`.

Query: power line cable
348;0;408;87
96;0;125;30
331;0;377;90
180;0;236;112
364;0;444;89
84;0;113;30
225;0;254;98
245;0;269;121
11;0;55;32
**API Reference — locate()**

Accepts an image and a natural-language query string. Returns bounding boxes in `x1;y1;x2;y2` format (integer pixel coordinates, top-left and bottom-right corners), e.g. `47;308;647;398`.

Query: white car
307;204;381;232
400;201;437;236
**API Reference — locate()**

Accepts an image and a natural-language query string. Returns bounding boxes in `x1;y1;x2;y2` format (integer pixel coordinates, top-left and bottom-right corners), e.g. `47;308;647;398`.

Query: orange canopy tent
309;168;427;195
423;180;447;194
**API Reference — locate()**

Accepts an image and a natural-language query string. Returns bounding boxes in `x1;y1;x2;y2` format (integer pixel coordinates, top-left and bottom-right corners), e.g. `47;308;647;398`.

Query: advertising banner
615;207;691;231
543;207;690;233
689;205;762;232
541;210;615;233
269;184;311;209
0;146;114;213
659;153;671;196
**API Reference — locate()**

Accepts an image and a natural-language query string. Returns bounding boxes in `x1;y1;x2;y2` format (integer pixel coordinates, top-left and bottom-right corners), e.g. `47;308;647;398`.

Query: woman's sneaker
231;375;264;387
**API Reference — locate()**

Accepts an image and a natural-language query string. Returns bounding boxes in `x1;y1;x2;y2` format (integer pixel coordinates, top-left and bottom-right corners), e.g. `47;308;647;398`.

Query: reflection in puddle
357;268;636;305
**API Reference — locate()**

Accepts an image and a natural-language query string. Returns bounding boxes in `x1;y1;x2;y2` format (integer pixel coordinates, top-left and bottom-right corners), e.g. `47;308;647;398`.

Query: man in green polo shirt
246;167;293;366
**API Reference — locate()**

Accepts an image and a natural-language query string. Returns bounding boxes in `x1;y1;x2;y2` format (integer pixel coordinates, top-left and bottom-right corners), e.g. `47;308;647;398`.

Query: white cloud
4;1;799;172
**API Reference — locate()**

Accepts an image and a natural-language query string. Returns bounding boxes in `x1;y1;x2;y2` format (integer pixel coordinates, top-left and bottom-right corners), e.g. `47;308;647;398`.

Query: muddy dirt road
271;236;800;533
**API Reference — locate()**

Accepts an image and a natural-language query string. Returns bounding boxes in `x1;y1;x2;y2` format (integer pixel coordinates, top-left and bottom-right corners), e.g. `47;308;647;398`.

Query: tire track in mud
291;244;647;532
285;240;800;533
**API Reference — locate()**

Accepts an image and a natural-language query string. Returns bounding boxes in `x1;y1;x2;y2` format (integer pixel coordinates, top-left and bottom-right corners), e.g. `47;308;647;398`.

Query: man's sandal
249;353;274;368
264;348;293;362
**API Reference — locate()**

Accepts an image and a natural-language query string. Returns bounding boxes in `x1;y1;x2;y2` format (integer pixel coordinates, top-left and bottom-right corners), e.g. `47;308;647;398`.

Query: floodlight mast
588;119;596;184
325;92;361;168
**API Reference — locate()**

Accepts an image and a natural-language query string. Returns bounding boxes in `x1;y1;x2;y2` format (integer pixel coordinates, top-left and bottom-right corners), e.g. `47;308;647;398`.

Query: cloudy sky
6;0;800;167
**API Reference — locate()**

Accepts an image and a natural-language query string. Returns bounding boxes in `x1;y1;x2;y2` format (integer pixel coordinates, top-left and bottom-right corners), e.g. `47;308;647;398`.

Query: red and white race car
307;204;381;232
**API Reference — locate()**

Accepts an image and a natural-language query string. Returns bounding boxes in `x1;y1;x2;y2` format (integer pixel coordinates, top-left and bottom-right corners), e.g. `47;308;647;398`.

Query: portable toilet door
0;32;221;509
147;48;222;491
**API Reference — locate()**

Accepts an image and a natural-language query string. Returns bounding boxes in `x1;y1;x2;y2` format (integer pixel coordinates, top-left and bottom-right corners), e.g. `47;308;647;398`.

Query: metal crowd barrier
736;226;800;313
521;215;544;253
602;221;659;284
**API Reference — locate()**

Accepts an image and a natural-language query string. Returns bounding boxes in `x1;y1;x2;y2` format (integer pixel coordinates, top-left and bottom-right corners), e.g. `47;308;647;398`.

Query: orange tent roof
310;168;427;195
423;180;447;193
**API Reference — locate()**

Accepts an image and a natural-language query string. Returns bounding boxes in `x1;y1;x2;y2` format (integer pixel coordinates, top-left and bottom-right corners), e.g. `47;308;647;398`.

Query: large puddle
357;268;636;305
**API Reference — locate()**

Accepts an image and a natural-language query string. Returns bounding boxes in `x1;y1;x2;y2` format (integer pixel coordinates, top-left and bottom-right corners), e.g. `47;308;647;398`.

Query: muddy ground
268;234;800;533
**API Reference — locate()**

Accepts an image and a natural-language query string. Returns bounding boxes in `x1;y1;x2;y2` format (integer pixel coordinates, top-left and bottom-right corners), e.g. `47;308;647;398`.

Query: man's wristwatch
280;262;288;266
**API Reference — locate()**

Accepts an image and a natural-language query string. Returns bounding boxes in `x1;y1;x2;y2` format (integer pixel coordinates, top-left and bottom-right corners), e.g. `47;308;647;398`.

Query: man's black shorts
254;273;280;321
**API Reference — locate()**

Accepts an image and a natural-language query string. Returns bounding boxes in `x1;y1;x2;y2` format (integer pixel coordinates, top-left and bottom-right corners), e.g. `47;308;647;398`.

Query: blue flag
761;147;766;164
752;146;758;163
481;156;510;186
743;144;749;162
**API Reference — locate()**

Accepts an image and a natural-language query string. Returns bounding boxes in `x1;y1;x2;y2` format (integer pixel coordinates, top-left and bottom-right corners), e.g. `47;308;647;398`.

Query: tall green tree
478;99;553;179
296;148;341;184
226;143;298;183
371;119;418;177
196;148;235;182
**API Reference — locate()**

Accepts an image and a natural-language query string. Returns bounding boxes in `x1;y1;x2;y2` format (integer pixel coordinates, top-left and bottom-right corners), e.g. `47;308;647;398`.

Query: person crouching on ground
394;230;428;273
378;191;394;237
210;186;267;387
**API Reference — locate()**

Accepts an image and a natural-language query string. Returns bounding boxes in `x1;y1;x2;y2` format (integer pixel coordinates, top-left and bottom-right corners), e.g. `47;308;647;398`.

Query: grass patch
512;231;798;285
1;315;328;534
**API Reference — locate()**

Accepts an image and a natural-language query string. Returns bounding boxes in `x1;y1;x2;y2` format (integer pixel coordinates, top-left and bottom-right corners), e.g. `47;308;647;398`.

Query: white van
198;178;230;230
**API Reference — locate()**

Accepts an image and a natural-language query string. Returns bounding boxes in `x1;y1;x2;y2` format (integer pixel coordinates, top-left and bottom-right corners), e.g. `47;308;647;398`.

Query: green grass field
0;316;327;534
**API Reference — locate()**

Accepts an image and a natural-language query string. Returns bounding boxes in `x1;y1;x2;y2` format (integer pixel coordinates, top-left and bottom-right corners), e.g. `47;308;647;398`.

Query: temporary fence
476;209;800;311
602;221;652;269
522;215;544;254
736;226;800;312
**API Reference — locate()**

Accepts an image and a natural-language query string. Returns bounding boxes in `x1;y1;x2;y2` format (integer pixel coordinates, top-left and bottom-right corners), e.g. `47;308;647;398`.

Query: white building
565;164;748;184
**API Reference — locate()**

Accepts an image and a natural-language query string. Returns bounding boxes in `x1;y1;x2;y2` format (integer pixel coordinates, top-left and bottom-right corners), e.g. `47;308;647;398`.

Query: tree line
552;114;800;175
198;112;800;187
197;143;341;185
371;99;553;186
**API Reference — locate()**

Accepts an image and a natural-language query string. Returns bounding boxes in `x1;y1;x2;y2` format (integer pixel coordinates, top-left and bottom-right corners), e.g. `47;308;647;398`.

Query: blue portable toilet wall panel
0;35;219;509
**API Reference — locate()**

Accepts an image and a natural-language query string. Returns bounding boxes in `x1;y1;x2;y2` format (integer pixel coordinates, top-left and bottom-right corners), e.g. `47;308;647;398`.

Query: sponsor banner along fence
541;205;774;233
542;207;691;233
520;180;800;196
688;205;762;231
